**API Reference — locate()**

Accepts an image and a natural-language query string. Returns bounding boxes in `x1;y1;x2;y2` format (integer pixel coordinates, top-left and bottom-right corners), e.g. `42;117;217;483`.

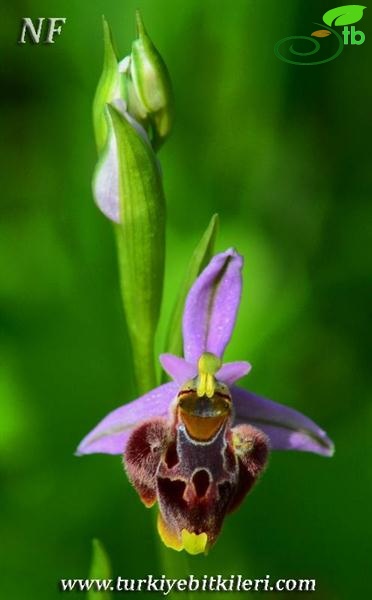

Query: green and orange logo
275;5;366;65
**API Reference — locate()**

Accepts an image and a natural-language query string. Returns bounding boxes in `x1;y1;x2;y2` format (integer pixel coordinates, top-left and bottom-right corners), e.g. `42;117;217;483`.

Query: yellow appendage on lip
157;513;183;551
157;515;208;554
181;529;208;555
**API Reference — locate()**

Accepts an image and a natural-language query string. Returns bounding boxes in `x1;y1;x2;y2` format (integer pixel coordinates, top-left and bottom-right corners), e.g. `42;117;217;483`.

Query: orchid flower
77;249;333;555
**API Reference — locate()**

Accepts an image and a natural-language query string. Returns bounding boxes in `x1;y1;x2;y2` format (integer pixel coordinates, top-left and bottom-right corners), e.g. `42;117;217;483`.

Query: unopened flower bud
129;11;173;149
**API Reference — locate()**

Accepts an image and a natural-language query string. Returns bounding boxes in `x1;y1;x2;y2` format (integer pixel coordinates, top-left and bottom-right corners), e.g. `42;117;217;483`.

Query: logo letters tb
342;25;365;45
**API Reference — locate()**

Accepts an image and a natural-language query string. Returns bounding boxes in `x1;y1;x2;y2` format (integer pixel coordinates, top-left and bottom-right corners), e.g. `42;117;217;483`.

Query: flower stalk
92;14;172;393
81;10;334;558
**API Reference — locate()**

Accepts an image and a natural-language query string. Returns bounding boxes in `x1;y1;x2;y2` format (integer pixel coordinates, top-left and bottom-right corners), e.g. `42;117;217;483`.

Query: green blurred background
1;0;371;598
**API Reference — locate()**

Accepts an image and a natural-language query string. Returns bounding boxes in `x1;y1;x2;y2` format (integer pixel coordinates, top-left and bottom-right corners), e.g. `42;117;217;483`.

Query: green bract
109;105;165;394
92;18;119;154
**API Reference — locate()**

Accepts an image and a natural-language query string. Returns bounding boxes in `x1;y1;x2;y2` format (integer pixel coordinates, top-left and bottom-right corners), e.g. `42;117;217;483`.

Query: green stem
114;228;158;394
129;331;157;394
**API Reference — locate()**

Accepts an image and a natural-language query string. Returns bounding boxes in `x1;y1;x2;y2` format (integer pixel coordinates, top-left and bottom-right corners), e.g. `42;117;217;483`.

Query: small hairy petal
159;355;251;387
76;382;177;456
232;386;334;457
182;249;243;364
159;353;196;384
216;361;251;385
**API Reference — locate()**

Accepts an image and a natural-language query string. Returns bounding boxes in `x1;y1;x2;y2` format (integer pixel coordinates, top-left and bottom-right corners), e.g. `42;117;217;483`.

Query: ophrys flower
77;249;333;554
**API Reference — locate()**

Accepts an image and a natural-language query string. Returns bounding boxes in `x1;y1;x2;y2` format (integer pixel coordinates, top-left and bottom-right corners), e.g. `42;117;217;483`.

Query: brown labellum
123;371;270;554
311;30;332;38
124;412;269;553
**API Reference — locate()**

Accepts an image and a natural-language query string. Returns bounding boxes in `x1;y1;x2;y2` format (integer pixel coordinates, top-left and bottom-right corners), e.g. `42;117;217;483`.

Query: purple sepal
217;361;251;384
232;386;334;457
182;249;243;364
76;382;177;456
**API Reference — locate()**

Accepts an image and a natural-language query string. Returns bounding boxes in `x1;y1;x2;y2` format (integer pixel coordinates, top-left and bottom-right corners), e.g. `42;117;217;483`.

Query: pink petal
76;382;178;456
232;386;334;457
217;361;251;384
159;353;196;384
182;249;243;364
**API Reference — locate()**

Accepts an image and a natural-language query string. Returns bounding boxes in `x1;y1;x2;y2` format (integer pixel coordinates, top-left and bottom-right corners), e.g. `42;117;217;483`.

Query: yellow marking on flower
233;431;253;457
179;411;227;441
157;513;183;551
196;353;222;398
181;529;208;555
